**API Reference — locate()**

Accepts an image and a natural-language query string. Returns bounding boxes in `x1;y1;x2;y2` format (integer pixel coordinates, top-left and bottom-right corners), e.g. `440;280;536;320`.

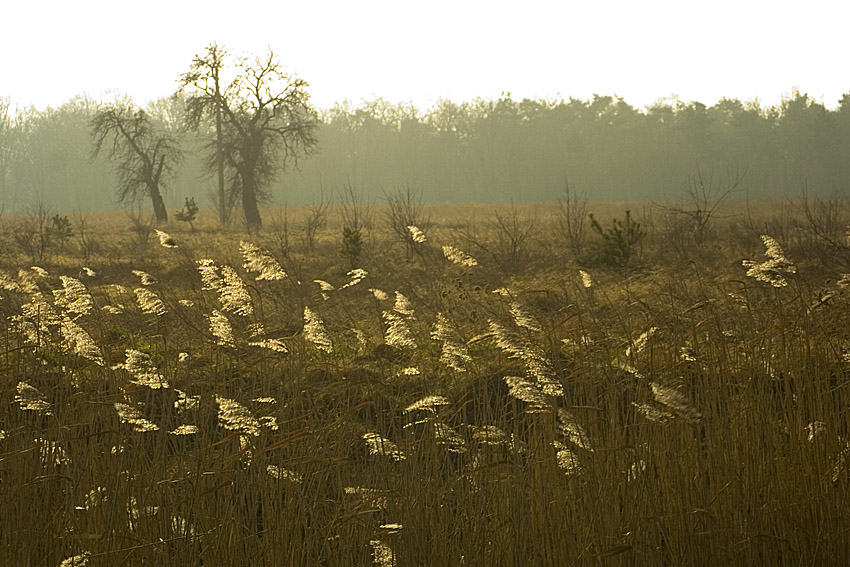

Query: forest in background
0;89;848;215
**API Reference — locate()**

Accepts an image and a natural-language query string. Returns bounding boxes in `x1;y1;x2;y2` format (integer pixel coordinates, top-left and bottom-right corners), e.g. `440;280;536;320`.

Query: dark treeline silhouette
1;89;848;215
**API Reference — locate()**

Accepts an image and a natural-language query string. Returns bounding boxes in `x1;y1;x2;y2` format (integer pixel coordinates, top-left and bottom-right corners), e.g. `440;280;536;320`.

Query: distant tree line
1;87;849;219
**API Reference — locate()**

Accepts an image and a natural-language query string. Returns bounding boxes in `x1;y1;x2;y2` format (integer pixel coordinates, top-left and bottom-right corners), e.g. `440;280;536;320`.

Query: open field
2;198;850;566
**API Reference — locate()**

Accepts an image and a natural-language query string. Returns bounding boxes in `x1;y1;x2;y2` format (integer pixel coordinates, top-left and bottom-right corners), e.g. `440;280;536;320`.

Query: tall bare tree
91;102;181;222
179;44;318;229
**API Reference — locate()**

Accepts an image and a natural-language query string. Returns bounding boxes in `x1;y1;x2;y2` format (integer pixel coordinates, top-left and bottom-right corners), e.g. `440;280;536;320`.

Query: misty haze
2;38;850;567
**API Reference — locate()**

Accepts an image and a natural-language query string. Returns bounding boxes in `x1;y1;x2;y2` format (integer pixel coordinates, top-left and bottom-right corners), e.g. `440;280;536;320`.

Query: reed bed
1;201;849;566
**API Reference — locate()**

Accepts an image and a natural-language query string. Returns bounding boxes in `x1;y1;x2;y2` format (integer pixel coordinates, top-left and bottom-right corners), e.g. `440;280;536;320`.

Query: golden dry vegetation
2;197;850;566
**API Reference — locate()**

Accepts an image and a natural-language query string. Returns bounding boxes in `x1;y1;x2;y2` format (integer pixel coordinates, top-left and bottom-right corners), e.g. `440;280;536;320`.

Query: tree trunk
150;185;169;223
241;169;262;229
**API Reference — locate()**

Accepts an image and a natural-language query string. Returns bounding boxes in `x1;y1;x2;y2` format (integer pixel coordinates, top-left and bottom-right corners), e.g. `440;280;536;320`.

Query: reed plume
135;288;167;316
14;381;52;415
215;395;261;436
431;312;472;372
341;268;368;289
197;259;222;290
53;275;93;317
114;402;160;432
442;244;478;266
240;240;287;280
742;234;797;287
303;306;333;353
60;316;105;366
155;229;178;248
218;265;253;316
58;552;91;567
121;349;169;389
208;309;236;347
363;432;406;461
132;269;157;286
408;225;426;243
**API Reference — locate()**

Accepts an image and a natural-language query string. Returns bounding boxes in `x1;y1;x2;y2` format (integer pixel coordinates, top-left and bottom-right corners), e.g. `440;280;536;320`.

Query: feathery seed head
650;382;701;423
363;432;406;460
59;552;92;567
341;268;368;289
742;234;796;287
442;245;478;266
303;306;333;353
407;225;426;243
383;310;416;350
155;229;178;248
509;301;542;333
216;395;261;436
208;309;236;347
249;338;289;353
131;270;157;286
240;241;287;280
53;276;93;317
434;421;468;453
553;441;582;475
60;316;105;365
369;288;389;300
469;424;509;445
557;408;593;451
135;288;167;316
404;395;450;413
431;313;472;372
169;424;199;435
114;403;160;432
197;259;222;290
370;539;395;567
218;266;253;316
266;465;303;482
15;381;52;415
504;375;551;412
122;349;169;388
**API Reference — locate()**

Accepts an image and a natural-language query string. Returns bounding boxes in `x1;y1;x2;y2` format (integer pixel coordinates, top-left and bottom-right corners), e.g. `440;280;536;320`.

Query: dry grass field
2;197;850;566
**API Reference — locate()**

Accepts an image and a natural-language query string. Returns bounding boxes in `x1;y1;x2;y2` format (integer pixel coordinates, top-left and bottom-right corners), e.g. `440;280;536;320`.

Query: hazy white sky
1;0;846;112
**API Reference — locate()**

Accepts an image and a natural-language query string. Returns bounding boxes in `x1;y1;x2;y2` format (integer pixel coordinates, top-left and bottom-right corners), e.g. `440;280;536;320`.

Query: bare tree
180;44;319;229
664;167;744;245
90;102;182;223
384;184;427;256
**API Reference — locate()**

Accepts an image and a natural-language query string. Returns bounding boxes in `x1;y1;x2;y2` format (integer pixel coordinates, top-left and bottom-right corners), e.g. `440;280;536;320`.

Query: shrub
341;226;363;267
584;210;645;267
176;197;199;231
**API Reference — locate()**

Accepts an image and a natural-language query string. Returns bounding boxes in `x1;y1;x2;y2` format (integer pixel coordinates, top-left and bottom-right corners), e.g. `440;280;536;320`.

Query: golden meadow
2;196;850;566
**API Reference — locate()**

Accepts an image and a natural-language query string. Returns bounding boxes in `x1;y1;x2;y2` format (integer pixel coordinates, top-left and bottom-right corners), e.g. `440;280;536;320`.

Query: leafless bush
303;190;330;252
461;204;536;273
74;210;101;261
659;167;743;258
269;206;292;258
11;197;69;263
554;178;587;258
126;202;156;248
795;187;850;268
384;184;428;256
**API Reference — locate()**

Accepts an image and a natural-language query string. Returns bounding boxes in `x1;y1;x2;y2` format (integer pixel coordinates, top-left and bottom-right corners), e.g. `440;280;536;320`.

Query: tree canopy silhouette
90;102;181;222
179;44;318;228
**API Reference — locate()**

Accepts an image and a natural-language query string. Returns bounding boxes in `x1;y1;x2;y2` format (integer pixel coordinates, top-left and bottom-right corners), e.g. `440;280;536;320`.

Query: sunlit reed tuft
15;381;52;415
114;403;160;432
135;287;167;316
303;306;333;353
240;240;287;280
